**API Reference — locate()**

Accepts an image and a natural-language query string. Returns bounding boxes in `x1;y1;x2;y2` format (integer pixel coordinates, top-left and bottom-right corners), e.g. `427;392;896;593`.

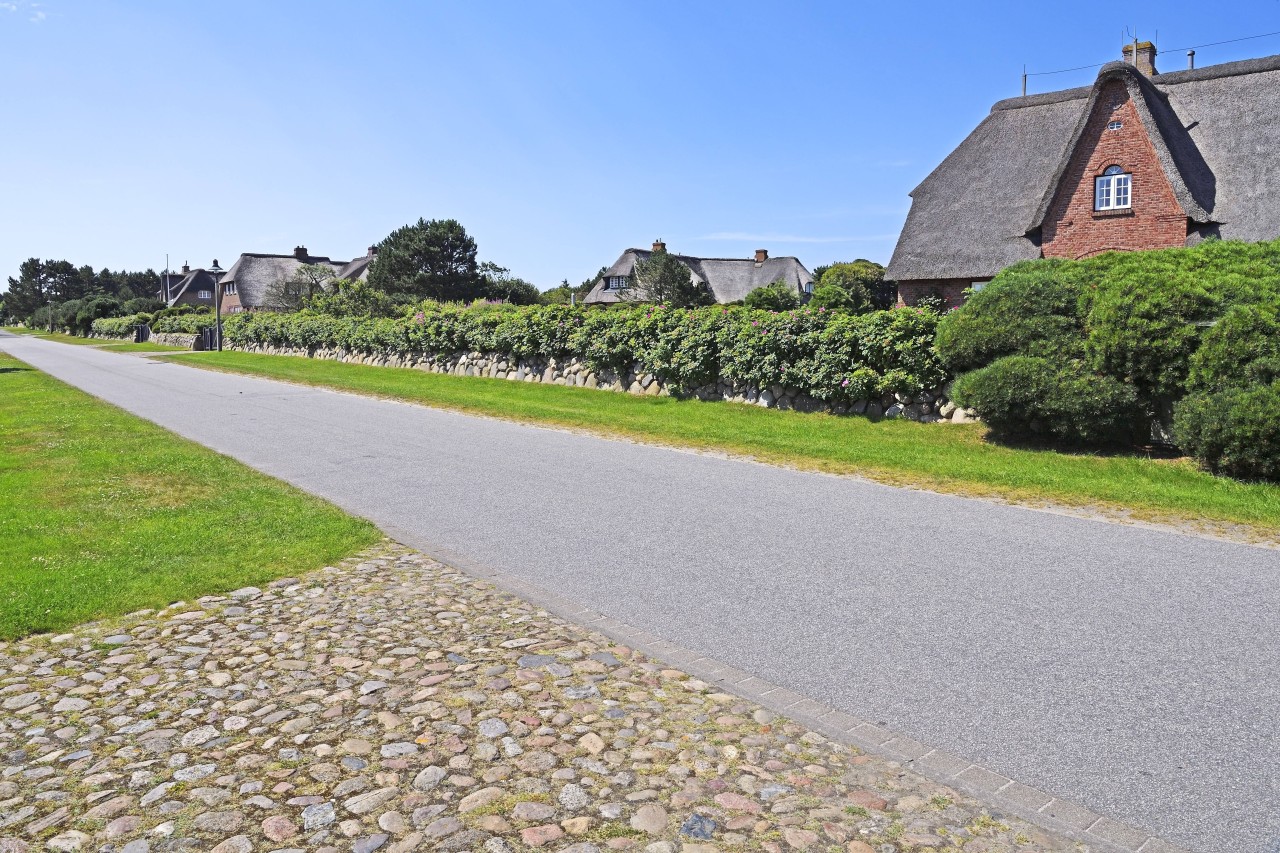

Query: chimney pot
652;239;666;253
1122;41;1158;76
1187;49;1195;70
368;245;378;257
754;249;768;263
294;245;308;260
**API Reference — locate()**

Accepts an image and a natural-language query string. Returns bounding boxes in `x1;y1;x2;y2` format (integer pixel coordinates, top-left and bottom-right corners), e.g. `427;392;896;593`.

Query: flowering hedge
224;304;949;402
91;311;216;337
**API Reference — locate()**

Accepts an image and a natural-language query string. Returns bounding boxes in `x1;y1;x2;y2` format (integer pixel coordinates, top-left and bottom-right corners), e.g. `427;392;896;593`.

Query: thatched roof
219;251;346;309
337;248;377;282
165;269;221;307
886;53;1280;282
583;249;814;304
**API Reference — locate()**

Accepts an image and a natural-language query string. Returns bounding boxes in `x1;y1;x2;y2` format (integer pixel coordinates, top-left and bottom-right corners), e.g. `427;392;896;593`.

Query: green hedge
153;312;215;334
937;239;1280;478
91;314;148;338
223;303;950;402
1174;382;1280;481
950;356;1146;446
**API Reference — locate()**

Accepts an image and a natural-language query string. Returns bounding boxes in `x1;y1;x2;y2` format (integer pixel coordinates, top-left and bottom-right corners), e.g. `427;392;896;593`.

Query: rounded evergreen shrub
950;356;1146;445
744;280;801;311
1185;304;1280;393
935;259;1087;373
1173;382;1280;481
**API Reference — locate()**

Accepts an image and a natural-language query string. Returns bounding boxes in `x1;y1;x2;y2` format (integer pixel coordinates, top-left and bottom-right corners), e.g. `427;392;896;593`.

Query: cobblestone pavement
0;544;1082;853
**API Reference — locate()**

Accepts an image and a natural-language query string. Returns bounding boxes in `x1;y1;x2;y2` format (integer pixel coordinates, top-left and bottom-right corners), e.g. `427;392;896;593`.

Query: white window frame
223;282;237;295
197;290;212;299
605;275;629;291
1094;165;1132;211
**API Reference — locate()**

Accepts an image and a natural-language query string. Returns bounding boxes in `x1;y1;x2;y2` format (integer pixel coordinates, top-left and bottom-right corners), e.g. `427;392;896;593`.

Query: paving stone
0;544;1081;853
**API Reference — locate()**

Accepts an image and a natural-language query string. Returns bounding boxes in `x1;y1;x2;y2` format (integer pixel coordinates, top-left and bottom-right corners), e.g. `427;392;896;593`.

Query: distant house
336;246;378;282
163;262;224;309
217;246;346;313
583;241;814;305
886;45;1280;307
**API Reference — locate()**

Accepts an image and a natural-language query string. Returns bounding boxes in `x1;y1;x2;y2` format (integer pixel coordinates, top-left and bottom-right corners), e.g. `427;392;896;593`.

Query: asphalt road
3;332;1277;852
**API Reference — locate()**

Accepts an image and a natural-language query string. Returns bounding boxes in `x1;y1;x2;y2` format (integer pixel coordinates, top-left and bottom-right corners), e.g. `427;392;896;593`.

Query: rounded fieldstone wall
228;343;979;424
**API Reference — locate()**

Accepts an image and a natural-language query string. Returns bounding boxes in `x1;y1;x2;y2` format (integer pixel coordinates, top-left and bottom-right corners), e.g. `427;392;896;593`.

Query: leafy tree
808;282;856;311
479;262;540;305
263;263;337;311
626;249;714;308
816;261;884;313
123;296;165;315
744;280;801;311
367;218;483;302
304;279;405;318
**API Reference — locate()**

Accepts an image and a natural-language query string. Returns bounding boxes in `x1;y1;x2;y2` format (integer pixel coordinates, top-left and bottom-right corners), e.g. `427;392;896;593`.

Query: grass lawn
1;326;42;335
0;351;379;639
19;331;106;346
168;351;1280;539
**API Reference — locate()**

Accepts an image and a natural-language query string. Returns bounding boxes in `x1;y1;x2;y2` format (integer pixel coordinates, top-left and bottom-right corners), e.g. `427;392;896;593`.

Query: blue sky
3;1;1279;290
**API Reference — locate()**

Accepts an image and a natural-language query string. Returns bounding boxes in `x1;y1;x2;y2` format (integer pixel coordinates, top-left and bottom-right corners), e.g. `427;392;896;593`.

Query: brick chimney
367;245;378;257
181;262;190;274
293;245;308;260
754;249;768;263
1122;41;1157;76
652;239;666;253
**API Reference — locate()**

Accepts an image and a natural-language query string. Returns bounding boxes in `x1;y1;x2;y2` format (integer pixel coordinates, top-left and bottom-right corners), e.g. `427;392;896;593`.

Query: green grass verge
166;351;1280;538
1;326;43;335
0;351;380;639
20;331;105;345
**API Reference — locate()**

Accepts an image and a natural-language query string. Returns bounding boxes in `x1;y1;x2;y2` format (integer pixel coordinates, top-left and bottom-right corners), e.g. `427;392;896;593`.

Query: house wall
896;279;975;309
1041;79;1187;259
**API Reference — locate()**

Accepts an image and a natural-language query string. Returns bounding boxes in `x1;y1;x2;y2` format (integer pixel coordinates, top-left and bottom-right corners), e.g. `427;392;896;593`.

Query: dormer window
1095;165;1132;211
604;276;629;291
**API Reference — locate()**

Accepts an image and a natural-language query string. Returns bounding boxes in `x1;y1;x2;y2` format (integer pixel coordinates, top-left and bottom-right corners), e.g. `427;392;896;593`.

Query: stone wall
229;342;979;424
151;332;201;349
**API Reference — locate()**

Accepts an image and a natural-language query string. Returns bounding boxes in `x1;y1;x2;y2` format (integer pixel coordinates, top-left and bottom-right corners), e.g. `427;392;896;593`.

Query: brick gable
1041;79;1187;259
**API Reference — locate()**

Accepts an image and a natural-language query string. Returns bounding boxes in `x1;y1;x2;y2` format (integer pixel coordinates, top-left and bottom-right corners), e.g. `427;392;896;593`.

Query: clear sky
3;0;1279;290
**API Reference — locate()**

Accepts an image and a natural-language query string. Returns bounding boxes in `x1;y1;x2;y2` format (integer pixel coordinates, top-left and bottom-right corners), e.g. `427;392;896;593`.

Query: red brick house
887;44;1280;306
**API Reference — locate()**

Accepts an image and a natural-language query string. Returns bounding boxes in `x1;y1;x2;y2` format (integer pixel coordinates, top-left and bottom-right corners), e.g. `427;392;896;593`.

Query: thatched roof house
886;46;1280;307
163;263;223;309
218;246;346;312
584;241;814;305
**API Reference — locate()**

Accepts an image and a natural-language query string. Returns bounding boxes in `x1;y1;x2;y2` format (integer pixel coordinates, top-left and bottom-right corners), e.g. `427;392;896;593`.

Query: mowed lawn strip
0;351;379;639
168;351;1280;535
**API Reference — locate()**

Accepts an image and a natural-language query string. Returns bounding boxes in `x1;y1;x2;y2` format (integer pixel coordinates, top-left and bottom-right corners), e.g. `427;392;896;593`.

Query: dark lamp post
208;260;224;351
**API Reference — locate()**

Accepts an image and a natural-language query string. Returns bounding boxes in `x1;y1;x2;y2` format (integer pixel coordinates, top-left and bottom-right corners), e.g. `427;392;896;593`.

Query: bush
807;283;856;312
1185;304;1280;393
91;314;145;338
936;259;1088;372
223;302;950;402
123;297;165;315
153;311;215;334
743;280;801;311
1174;382;1280;481
950;356;1146;446
816;261;882;311
72;296;123;336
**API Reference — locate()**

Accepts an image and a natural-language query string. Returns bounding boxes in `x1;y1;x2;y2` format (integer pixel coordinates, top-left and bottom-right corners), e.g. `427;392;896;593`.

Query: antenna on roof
1021;63;1027;96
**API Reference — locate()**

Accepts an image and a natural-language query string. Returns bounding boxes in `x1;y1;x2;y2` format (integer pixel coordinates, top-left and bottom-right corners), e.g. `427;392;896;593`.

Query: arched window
1095;165;1132;211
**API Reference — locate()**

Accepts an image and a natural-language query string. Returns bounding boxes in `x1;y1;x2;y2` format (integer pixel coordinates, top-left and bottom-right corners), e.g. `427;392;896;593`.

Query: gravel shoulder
0;544;1078;853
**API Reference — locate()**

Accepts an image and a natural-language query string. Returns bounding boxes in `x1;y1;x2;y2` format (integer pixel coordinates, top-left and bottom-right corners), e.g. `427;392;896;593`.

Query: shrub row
223;303;949;402
940;239;1280;479
91;311;216;337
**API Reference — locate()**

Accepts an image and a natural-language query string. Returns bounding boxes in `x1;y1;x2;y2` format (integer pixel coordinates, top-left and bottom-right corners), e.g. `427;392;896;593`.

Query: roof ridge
626;248;806;263
993;51;1280;112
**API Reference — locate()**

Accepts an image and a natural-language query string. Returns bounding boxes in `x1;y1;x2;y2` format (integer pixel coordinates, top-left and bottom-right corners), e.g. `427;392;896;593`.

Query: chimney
181;262;190;274
1122;41;1157;76
293;245;308;260
1187;49;1195;70
652;239;666;253
367;245;378;257
754;249;768;263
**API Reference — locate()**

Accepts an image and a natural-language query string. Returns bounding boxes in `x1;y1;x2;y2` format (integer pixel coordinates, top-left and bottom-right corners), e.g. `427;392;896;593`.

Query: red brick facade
896;278;984;309
1041;79;1187;259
